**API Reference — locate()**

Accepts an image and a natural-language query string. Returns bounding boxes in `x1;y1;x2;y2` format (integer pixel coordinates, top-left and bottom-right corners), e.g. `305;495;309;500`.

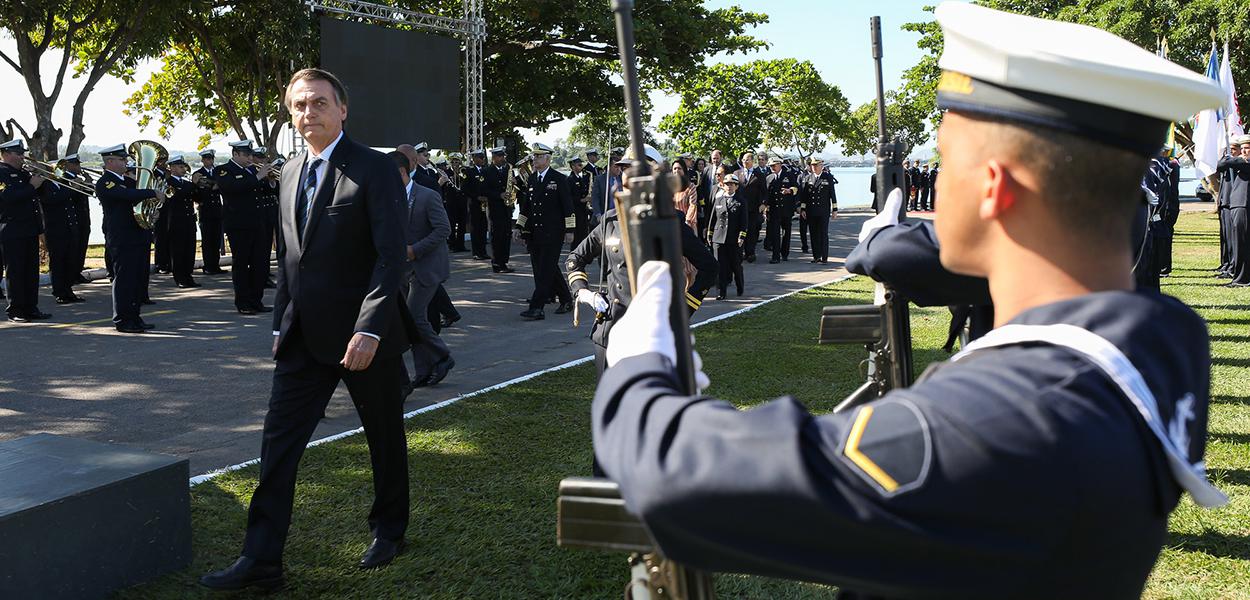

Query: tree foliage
659;59;853;159
0;0;185;159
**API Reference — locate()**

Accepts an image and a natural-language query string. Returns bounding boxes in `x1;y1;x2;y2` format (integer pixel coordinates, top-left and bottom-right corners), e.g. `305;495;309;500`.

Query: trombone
22;157;96;196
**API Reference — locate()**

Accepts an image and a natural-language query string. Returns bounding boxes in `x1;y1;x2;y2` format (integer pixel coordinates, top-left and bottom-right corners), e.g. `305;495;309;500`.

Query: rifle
820;16;915;412
555;1;713;597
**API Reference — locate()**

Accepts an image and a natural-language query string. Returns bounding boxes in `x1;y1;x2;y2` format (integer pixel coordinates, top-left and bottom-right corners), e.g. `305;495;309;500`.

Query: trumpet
22;157;96;196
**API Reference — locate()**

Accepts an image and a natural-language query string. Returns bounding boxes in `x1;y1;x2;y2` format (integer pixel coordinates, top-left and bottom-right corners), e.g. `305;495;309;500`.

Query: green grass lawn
119;211;1248;599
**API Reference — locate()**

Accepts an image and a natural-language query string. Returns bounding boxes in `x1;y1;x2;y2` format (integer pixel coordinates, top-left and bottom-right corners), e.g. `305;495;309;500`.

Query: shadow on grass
1209;468;1250;488
1168;531;1250;561
1213;357;1250;369
1211;395;1250;406
1210;431;1250;446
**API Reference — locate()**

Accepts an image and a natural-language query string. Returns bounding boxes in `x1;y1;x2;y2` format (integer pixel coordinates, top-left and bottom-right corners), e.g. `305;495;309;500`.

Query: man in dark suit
388;151;454;392
200;69;414;592
735;152;766;262
95;144;159;332
517;143;573;320
484;147;515;273
590;159;623;217
0;139;51;322
567;156;593;249
216;140;272;314
193;149;227;274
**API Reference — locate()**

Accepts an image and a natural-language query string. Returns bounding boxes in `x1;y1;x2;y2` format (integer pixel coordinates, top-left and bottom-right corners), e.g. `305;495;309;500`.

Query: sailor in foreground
591;4;1227;598
96;144;160;333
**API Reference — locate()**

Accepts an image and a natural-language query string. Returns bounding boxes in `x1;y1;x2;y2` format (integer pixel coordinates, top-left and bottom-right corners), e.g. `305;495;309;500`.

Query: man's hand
576;288;609;313
273;335;280;355
29;174;45;189
341;333;379;371
831;210;838;221
800;210;807;220
406;245;416;261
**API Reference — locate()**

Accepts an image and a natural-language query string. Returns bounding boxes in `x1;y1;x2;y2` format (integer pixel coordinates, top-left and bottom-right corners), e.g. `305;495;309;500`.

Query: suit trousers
227;227;270;309
45;219;79;298
75;209;91;274
200;215;223;271
920;187;932;211
242;326;409;562
1229;207;1250;285
469;198;489;257
1154;227;1173;274
744;203;763;257
447;194;468;250
1220;208;1231;271
154;205;172;271
170;217;197;283
714;242;743;295
2;236;39;316
767;207;794;260
808;212;830;262
108;241;147;325
487;199;513;268
798;212;809;251
404;275;450;378
528;235;571;310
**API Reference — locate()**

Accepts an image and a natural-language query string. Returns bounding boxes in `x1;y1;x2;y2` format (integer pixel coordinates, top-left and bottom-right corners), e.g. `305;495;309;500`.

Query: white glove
605;261;711;393
858;187;904;242
576;288;609;313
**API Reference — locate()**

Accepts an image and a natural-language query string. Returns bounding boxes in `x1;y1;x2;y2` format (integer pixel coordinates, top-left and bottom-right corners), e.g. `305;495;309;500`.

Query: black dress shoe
768;258;780;264
202;268;227;275
745;254;756;263
254;305;274;313
473;254;492;261
810;259;820;263
177;280;202;289
27;310;52;320
359;537;405;570
200;556;284;591
7;314;29;323
74;275;90;284
71;294;87;302
139;320;156;330
55;296;75;305
554;301;573;315
426;355;455;386
519;308;545;321
238;307;258;315
715;294;726;301
493;266;515;273
782;256;789;261
116;323;145;333
440;314;462;328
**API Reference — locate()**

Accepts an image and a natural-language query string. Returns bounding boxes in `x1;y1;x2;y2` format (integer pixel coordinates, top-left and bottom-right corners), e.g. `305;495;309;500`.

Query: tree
1;1;184;160
567;97;659;150
842;94;933;157
659;59;853;159
124;0;316;152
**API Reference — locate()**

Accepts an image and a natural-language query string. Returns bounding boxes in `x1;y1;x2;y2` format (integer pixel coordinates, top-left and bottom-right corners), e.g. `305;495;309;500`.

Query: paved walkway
0;211;872;474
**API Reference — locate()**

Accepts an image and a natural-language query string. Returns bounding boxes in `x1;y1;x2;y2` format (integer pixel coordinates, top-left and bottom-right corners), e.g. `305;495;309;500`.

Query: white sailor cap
723;173;740;184
568;156;584;164
199;149;215;157
585;147;600;155
610;147;625;156
449;152;465;161
531;142;553;156
768;156;783;166
490;146;507;155
415;142;430;152
0;139;26;153
935;1;1225;155
434;156;448;165
100;144;127;157
1233;134;1250;145
808;156;825;165
469;149;485;158
229;140;254;151
168;155;189;166
621;144;663;165
62;153;80;163
252;146;268;156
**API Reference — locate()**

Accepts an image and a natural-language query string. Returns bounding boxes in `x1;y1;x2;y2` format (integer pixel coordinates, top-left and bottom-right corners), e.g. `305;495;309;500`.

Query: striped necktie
297;158;323;235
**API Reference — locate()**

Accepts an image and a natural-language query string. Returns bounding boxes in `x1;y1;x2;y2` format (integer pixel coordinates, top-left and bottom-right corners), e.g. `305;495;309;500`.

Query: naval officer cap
531;142;553;156
470;149;486;157
252;146;268;156
768;156;783;166
490;146;507;156
0;139;26;154
568;156;584;164
1234;134;1250;145
415;142;430;152
620;143;663;165
934;2;1225;155
62;153;80;163
100;144;127;158
229;140;254;152
168;155;188;166
199;148;215;157
585;148;600;156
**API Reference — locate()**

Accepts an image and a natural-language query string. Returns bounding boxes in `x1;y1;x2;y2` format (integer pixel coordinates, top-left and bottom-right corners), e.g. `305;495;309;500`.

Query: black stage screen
319;17;460;148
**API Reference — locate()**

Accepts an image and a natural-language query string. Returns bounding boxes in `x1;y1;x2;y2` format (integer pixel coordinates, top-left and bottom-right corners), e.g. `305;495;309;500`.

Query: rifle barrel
871;16;888;142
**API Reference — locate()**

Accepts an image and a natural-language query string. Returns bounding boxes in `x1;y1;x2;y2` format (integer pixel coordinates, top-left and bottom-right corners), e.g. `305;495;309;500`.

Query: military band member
583;148;602;179
1219;136;1250;286
593;5;1227;597
568;157;594;249
764;155;799;263
194;149;227;274
443;152;468;252
485;147;515;273
517;143;572;320
0;139;51;322
164;156;200;288
97;144;159;332
217;140;272;314
463;149;490;260
799;157;838;264
39;163;82;304
252;147;280;289
59;154;93;283
708;173;746;299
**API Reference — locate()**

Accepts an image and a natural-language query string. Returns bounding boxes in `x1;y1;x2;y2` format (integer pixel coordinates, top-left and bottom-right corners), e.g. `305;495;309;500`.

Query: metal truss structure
306;0;487;152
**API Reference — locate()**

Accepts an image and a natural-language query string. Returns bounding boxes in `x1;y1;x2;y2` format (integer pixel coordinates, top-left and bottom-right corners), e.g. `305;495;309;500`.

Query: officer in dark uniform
799;157;838;264
38;166;83;304
59;154;93;283
152;157;174;275
707;173;746;299
194;149;227;274
462;149;490;260
165;155;200;288
216;140;272;314
0;139;51;322
251;147;280;289
591;5;1227;598
583;148;602;180
96;144;159;333
566;144;715;374
1219;136;1250;286
516;143;572;320
1156;156;1180;275
441;153;468;252
484;147;515;273
764;155;799;263
567;157;594;249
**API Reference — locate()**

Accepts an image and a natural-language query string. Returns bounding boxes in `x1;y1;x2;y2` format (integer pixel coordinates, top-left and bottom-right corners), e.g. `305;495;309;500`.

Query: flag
1220;41;1244;139
1192;42;1223;178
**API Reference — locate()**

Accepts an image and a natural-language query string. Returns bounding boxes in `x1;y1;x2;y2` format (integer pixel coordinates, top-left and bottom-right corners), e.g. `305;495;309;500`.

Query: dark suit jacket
272;134;415;365
404;182;450;287
708;192;746;245
215;160;268;230
735;166;767;211
591;172;621;216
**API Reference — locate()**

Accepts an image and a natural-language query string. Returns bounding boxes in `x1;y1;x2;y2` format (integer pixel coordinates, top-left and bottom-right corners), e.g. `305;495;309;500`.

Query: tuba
506;156;532;209
129;140;169;230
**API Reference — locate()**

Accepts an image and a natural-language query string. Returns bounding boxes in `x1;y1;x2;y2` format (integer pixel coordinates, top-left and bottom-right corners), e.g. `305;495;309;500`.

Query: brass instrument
505;157;532;209
21;157;96;196
129;140;169;230
262;158;285;179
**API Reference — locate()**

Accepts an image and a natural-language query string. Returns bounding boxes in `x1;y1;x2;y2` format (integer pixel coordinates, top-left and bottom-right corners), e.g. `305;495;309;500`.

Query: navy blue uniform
484;163;513;268
462;164;490;259
216;160;270;310
38;180;80;300
799;171;838;263
567;169;594;250
593;288;1216;599
96;170;157;327
62;169;93;278
0;162;44;317
764;168;800;261
1217;155;1250;285
193;165;225;272
165;174;198;284
518;168;573;311
707;192;746;296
